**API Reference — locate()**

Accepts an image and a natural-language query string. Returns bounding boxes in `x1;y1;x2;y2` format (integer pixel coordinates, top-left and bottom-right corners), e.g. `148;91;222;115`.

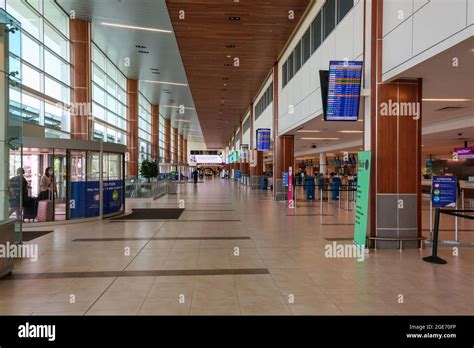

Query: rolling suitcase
37;191;54;222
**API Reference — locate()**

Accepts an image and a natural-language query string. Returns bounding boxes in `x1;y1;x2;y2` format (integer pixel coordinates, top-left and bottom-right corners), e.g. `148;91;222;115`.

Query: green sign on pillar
353;151;371;249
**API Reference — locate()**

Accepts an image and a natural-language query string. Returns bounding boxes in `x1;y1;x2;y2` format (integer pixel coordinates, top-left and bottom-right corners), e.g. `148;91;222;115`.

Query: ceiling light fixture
101;22;172;33
143;80;188;87
339;130;364;133
161;105;195;110
301;138;340;141
297;130;321;133
422;98;471;102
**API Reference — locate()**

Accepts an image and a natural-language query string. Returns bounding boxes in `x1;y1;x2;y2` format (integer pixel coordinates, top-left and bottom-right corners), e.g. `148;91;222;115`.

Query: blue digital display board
432;176;457;208
325;60;363;121
256;128;271;151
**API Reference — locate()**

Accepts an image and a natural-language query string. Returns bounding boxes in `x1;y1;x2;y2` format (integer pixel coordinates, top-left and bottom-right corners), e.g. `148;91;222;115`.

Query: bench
367;236;427;251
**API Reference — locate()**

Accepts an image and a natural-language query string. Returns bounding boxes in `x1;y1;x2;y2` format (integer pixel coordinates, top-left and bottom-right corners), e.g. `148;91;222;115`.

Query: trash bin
304;176;315;201
169;181;178;195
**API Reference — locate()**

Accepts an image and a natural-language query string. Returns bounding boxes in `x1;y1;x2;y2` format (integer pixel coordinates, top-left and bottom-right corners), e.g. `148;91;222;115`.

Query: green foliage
140;160;158;181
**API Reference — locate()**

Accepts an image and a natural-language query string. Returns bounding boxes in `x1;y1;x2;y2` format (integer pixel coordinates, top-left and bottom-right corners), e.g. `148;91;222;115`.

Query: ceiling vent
435;106;464;112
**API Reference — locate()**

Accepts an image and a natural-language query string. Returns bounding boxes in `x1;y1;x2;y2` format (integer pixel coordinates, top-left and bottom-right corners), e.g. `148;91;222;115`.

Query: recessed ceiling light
297;130;321;133
101;22;172;33
143;80;188;87
422;98;471;102
339;130;363;133
301;138;340;140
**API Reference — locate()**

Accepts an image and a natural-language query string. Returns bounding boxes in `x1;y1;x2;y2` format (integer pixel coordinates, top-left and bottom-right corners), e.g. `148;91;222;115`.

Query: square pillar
165;118;171;163
151;104;159;161
70;19;92;141
173;128;178;163
126;79;138;177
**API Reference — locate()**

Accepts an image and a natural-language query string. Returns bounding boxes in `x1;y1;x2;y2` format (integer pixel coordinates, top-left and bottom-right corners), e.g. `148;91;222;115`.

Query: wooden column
165;118;171;163
369;0;422;249
70;19;92;141
179;134;184;163
183;138;188;164
173;128;179;163
126;79;138;177
151;105;159;161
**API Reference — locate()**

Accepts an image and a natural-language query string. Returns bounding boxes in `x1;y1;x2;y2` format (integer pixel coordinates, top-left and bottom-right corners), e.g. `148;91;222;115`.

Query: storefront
8;124;126;225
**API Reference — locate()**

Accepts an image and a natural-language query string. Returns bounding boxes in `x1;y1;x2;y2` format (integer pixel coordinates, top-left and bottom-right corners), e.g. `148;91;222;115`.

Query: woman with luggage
39;167;56;201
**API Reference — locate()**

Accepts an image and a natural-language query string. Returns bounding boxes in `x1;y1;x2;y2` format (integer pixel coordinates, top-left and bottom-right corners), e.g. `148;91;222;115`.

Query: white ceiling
57;0;204;142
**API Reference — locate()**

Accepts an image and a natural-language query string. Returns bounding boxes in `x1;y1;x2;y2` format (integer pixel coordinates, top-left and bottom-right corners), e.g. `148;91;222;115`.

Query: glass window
302;28;311;64
7;0;71;137
337;0;353;23
288;52;294;80
92;42;127;145
294;42;302;73
282;61;288;87
312;13;322;53
323;0;336;40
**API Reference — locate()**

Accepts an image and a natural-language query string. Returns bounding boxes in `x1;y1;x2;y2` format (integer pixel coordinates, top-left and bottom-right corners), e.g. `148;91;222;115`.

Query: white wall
242;111;251;146
278;0;364;135
186;140;207;163
253;76;274;146
382;0;474;81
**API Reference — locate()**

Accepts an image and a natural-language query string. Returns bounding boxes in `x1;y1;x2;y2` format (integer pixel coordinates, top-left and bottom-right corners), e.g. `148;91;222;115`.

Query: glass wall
92;43;127;145
170;128;175;162
138;92;152;164
159;113;165;163
6;0;71;138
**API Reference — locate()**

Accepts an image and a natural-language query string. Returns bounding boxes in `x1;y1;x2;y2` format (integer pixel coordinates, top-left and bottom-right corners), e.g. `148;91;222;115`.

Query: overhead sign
326;60;363;121
455;147;474;159
256;128;271;151
432;176;457;208
190;155;223;164
354;151;371;249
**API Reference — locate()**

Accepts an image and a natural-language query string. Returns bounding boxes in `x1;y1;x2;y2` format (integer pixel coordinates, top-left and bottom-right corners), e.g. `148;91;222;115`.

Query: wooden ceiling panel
166;0;310;148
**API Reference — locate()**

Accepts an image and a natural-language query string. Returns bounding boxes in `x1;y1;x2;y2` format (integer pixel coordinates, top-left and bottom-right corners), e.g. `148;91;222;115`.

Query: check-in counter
0;219;15;278
460;181;474;209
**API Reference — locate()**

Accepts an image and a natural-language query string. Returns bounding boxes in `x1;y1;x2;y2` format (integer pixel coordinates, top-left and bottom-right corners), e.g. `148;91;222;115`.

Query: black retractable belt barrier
423;208;474;265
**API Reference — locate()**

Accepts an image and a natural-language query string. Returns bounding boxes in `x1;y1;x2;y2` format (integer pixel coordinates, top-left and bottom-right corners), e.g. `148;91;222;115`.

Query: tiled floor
1;179;473;315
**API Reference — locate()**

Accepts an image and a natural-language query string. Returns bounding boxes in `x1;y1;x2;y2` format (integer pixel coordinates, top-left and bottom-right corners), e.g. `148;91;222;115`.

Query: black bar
423;208;447;264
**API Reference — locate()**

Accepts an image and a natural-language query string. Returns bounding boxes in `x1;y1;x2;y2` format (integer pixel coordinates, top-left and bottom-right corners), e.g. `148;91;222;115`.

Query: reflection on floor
1;179;472;315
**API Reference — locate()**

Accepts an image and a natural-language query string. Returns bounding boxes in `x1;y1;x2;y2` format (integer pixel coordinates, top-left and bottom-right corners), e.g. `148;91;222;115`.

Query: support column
70;19;92;141
151;105;159;161
183;138;188;164
272;63;295;200
173;128;178;163
368;0;422;249
319;153;327;176
179;134;184;163
126;79;138;177
165;118;171;163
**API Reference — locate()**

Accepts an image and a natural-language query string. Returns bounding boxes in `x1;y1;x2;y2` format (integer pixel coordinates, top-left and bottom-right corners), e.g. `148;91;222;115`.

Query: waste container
169;181;178;195
304;176;315;201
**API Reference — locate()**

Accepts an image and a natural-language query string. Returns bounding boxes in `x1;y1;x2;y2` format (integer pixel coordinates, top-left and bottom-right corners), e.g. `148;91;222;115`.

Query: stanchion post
423;207;447;264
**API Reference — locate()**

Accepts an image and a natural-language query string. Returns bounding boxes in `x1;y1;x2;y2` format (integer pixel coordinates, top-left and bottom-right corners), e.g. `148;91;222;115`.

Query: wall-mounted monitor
256;128;271;151
321;60;363;121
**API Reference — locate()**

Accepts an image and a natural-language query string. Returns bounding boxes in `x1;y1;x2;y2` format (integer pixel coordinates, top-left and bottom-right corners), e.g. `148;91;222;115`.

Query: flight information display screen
325;60;363;121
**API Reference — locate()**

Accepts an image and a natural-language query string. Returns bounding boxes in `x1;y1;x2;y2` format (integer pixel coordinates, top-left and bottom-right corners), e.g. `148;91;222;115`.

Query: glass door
53;149;67;221
69;150;86;219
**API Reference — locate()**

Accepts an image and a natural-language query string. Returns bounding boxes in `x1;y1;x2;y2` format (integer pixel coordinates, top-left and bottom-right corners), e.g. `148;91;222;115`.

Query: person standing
8;167;29;219
192;169;198;184
39;167;56;201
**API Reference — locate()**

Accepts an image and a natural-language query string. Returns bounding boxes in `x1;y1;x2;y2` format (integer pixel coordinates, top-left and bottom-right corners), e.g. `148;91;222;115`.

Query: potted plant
140;160;158;183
